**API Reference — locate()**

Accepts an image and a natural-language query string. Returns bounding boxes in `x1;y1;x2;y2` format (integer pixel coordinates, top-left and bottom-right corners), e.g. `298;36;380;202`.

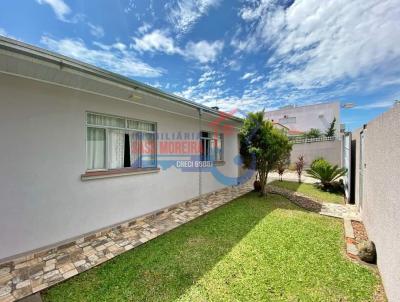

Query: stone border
0;183;253;302
266;185;322;212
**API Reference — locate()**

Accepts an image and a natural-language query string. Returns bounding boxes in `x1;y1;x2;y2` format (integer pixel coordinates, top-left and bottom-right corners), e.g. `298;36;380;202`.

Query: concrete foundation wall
352;104;400;302
0;73;241;260
290;140;342;167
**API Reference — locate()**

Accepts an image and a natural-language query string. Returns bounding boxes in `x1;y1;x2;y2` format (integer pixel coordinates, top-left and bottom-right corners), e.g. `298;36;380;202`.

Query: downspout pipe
198;108;203;197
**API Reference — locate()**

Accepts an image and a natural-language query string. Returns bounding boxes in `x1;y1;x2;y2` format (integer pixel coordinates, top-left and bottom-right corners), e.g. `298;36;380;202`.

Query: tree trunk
259;170;269;197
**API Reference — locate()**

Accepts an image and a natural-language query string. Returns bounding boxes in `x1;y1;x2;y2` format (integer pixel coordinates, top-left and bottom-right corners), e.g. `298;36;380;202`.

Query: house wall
0;73;241;260
352;104;400;302
290;140;342;167
264;102;340;134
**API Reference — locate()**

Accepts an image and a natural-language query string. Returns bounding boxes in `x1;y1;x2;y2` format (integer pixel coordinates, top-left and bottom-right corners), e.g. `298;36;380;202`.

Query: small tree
325;117;336;137
304;128;322;138
239;112;292;196
295;155;305;183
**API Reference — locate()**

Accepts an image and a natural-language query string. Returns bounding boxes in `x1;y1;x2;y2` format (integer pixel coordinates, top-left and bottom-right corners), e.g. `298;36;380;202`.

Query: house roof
272;122;290;130
0;36;242;123
288;129;305;136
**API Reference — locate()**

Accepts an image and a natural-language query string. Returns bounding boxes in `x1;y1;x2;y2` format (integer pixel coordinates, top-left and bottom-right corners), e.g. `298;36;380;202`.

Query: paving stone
0;268;10;278
0;294;15;302
43;270;59;280
58;264;75;275
43;264;55;273
15;280;31;290
347;242;359;256
62;269;78;279
344;219;355;238
0;285;12;297
73;260;86;268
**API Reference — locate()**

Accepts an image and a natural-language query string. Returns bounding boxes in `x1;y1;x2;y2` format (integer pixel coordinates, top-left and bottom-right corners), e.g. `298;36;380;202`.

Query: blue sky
0;0;399;130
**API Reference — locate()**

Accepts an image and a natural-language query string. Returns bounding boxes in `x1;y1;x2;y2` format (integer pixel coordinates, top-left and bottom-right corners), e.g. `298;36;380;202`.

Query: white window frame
85;112;157;171
200;131;224;162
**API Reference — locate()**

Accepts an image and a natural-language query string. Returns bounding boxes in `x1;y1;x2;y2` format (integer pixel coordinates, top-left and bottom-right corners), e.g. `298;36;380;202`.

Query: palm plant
306;161;347;191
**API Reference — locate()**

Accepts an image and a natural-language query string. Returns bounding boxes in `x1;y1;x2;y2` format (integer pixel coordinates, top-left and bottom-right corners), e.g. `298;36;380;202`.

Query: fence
290;136;337;144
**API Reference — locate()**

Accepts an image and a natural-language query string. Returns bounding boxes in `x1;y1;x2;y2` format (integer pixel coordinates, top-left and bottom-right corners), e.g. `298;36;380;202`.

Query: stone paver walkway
0;183;253;302
319;203;361;221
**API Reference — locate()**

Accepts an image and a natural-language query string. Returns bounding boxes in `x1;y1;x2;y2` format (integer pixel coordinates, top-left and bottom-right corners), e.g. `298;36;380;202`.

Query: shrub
325;117;336;137
303;128;322;139
306;161;347;191
310;157;329;170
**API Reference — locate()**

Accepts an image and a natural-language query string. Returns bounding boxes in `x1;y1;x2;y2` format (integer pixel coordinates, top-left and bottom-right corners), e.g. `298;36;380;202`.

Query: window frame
200;131;224;162
85;111;157;172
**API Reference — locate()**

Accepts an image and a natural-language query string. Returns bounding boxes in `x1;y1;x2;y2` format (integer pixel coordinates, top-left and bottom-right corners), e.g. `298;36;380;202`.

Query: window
86;112;156;171
279;116;296;124
200;131;224;161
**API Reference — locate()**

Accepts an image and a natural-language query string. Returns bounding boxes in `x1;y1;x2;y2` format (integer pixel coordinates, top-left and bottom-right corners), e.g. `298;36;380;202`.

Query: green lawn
43;193;378;302
270;180;344;204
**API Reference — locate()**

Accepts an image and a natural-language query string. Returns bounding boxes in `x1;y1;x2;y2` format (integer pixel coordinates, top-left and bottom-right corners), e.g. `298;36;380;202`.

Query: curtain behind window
86;127;106;169
130;132;141;168
109;129;124;169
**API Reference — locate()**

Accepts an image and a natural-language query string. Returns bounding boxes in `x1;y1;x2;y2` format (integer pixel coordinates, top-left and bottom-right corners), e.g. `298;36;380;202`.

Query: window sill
81;167;160;181
213;161;225;166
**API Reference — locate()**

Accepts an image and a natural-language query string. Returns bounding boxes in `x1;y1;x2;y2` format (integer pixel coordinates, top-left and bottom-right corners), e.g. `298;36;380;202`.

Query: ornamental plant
239;112;292;196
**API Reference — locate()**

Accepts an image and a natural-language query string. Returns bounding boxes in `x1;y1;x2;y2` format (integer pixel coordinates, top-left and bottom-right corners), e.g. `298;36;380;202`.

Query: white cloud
36;0;71;21
235;0;400;93
184;40;224;63
240;72;256;80
354;100;395;110
166;0;221;36
131;30;223;63
88;23;105;38
137;22;152;34
41;36;164;78
131;30;182;55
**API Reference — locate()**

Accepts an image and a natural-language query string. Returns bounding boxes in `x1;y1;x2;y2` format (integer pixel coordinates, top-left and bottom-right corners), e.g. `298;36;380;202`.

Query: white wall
0;73;240;260
290;140;342;167
352;105;400;302
264;102;340;134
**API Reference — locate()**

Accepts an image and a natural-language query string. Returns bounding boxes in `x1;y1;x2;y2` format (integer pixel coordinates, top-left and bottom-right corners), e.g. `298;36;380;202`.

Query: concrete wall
264;102;340;135
0;73;241;260
352;104;400;302
290;140;342;167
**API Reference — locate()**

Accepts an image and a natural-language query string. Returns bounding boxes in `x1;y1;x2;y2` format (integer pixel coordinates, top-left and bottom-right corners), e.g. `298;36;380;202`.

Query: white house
0;37;245;262
264;102;341;136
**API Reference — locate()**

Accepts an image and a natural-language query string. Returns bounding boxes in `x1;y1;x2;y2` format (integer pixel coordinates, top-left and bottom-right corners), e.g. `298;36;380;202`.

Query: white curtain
109;130;124;169
127;120;155;132
130;132;142;168
86;127;106;170
87;113;125;128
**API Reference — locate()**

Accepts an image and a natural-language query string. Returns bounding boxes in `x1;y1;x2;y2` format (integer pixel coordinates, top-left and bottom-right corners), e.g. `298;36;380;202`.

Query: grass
270;180;344;204
43;193;378;302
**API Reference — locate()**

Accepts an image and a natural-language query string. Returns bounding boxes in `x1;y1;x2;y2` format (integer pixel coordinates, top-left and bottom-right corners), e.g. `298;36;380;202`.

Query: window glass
86;127;106;170
127;120;155;132
141;132;156;167
87;113;125;128
86;112;156;170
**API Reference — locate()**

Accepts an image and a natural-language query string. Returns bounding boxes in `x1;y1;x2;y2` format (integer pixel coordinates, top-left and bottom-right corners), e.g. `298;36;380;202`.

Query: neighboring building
264;102;341;136
0;37;244;261
265;102;342;167
351;103;400;302
272;122;289;135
